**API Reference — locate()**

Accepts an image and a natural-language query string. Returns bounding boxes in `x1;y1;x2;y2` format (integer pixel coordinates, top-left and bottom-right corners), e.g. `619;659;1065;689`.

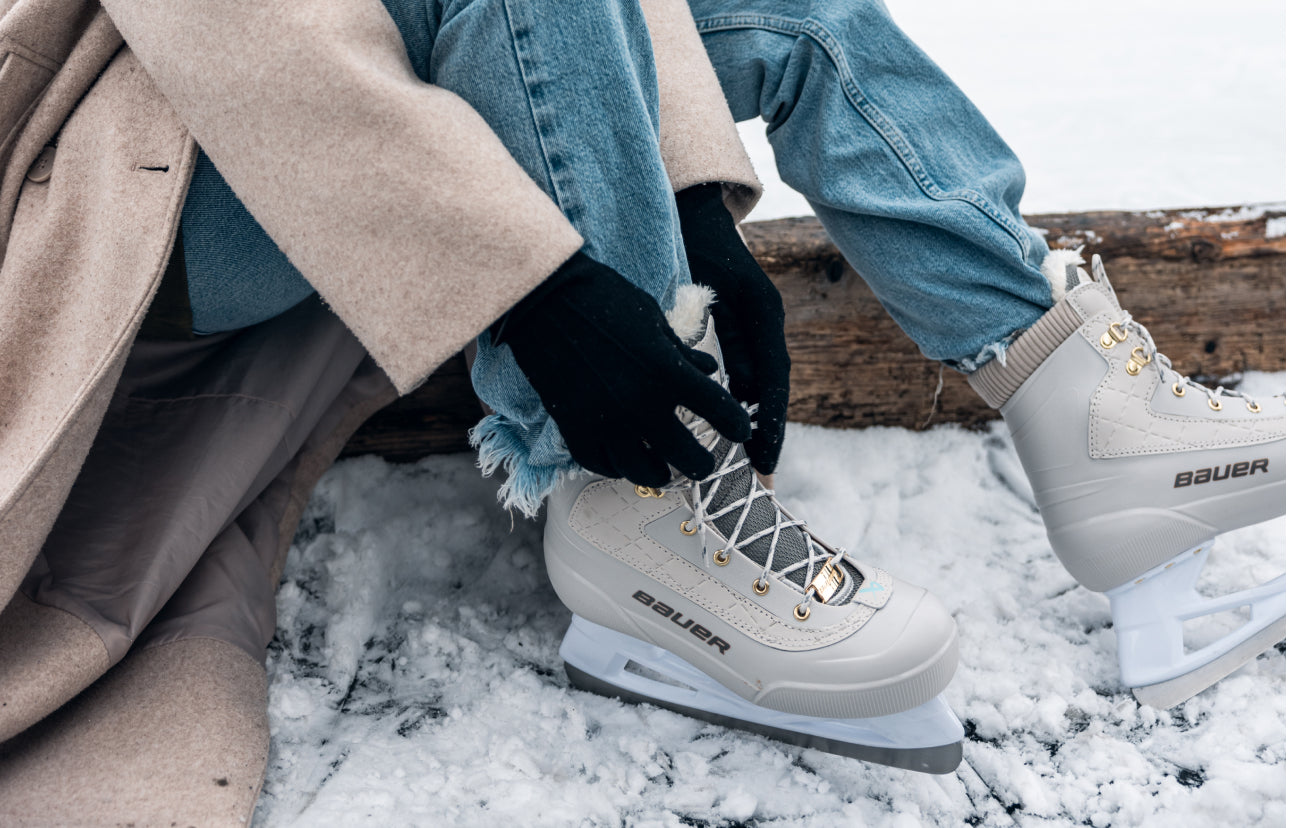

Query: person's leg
0;298;380;743
393;0;691;515
0;636;271;827
689;0;1054;370
0;360;398;827
687;0;1286;706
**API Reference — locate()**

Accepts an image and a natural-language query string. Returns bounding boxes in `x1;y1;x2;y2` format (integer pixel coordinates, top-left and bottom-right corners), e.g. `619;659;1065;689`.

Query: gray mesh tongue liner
699;437;860;605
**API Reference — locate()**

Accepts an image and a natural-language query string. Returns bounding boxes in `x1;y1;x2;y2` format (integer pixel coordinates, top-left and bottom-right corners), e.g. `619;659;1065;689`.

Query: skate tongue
1045;250;1123;312
696;437;860;605
671;298;862;605
1063;261;1088;293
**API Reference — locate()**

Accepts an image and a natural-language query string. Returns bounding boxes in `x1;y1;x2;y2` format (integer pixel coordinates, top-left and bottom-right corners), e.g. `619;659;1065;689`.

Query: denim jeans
389;0;1057;513
690;0;1055;370
387;0;691;515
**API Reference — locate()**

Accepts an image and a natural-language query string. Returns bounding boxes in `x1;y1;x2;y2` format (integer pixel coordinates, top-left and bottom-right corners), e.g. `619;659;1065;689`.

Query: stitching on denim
500;0;581;224
694;15;1030;257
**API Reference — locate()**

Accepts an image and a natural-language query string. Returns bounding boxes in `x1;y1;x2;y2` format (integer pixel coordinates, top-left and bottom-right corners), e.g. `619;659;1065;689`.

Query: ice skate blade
1132;617;1286;709
1107;541;1286;706
559;615;963;774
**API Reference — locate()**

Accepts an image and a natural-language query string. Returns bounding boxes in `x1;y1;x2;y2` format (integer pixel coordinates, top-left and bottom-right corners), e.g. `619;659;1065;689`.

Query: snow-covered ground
254;374;1286;827
254;5;1285;825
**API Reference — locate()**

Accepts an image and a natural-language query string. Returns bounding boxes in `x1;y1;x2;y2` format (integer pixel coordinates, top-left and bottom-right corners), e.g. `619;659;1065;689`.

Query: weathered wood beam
342;205;1286;461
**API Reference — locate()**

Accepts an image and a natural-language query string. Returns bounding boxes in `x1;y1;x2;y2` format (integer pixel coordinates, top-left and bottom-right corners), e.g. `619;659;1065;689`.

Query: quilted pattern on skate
569;480;880;651
1078;320;1285;459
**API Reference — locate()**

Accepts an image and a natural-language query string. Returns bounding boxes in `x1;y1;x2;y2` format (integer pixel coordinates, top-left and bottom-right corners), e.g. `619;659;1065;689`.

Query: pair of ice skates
542;256;1285;773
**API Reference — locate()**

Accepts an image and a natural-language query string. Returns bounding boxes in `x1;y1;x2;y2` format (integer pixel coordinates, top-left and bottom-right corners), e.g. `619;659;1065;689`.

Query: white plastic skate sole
559;614;964;774
1107;541;1286;709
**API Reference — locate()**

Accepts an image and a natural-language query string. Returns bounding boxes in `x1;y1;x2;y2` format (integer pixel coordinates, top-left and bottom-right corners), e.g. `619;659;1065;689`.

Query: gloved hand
676;182;791;475
495;251;752;488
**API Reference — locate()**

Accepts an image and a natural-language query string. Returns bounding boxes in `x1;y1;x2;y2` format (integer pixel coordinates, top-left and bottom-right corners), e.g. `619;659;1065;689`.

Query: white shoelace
663;404;851;614
1118;313;1260;410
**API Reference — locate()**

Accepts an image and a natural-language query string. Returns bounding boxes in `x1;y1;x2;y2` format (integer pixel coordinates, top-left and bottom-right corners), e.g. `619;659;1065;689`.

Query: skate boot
969;253;1286;708
544;310;962;774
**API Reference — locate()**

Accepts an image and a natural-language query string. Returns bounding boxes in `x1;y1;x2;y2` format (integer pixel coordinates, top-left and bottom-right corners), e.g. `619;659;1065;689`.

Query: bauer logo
632;590;731;655
1174;458;1270;488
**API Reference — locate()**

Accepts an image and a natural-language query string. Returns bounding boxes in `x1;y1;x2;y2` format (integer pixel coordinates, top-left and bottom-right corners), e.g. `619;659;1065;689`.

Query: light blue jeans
389;0;692;515
390;0;1055;513
690;0;1054;369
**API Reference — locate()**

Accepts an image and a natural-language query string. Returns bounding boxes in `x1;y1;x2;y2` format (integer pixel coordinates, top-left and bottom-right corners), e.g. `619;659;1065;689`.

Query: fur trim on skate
665;283;716;345
1040;248;1086;303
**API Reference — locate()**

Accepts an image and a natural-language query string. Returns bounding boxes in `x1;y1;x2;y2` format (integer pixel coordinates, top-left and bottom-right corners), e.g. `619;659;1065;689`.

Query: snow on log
344;205;1286;461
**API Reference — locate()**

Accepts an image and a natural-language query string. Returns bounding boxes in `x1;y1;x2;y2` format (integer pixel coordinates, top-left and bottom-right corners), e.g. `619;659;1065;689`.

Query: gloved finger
740;302;791;473
725;359;758;408
750;327;791;416
679;344;719;377
649;416;717;481
563;434;618;480
657;318;720;378
744;380;789;475
672;366;752;444
705;316;755;399
607;438;672;488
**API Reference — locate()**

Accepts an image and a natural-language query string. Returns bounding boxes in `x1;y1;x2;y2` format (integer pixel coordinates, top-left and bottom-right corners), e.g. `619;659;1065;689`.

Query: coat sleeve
641;0;762;223
98;0;585;395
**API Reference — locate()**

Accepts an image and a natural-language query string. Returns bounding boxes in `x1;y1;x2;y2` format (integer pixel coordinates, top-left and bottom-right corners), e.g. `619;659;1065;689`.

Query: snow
253;5;1285;824
741;0;1286;221
254;372;1285;827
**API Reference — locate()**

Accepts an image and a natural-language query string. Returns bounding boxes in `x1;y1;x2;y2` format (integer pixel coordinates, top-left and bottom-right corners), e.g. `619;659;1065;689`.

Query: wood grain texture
345;205;1286;459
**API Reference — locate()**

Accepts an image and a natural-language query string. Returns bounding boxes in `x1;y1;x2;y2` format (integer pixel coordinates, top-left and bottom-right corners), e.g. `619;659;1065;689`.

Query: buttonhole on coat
136;164;169;173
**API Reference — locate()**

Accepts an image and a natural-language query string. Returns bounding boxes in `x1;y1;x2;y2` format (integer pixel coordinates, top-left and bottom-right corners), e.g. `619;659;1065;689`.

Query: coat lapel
0;6;195;616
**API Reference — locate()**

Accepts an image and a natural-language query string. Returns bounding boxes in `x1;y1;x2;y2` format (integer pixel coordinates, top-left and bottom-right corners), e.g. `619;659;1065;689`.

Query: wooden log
342;353;482;462
342;205;1286;460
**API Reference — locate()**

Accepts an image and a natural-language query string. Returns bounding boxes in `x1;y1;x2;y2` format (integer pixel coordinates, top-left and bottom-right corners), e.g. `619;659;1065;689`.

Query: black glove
495;251;752;488
676;182;791;475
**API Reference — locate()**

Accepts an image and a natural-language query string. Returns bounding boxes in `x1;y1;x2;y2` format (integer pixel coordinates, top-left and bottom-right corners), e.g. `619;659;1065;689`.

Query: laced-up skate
970;254;1286;708
544;311;963;773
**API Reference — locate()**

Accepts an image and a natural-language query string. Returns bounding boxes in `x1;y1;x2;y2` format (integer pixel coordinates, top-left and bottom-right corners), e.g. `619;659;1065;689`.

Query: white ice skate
970;253;1286;708
545;307;963;773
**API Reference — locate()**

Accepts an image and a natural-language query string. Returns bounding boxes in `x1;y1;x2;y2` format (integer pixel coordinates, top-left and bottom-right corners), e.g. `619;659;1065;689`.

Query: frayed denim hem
468;414;581;519
948;329;1024;374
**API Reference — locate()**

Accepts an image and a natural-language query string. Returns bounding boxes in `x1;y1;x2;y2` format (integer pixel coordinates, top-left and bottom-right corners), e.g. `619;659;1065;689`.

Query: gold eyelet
1125;346;1151;376
713;549;730;566
1247;401;1262;414
1172;382;1186;397
1208;398;1223;411
634;485;664;499
793;604;811;622
680;519;698;536
752;578;769;596
1100;322;1128;348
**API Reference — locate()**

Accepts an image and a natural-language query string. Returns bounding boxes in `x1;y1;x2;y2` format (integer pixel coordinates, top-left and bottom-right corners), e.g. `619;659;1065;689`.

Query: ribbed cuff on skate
968;300;1084;408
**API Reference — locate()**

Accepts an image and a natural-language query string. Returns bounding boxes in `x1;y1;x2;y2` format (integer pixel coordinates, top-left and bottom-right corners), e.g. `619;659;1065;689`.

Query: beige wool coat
0;0;759;821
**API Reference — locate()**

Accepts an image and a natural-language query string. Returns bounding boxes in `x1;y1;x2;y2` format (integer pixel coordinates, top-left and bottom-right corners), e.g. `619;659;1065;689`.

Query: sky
741;0;1287;219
